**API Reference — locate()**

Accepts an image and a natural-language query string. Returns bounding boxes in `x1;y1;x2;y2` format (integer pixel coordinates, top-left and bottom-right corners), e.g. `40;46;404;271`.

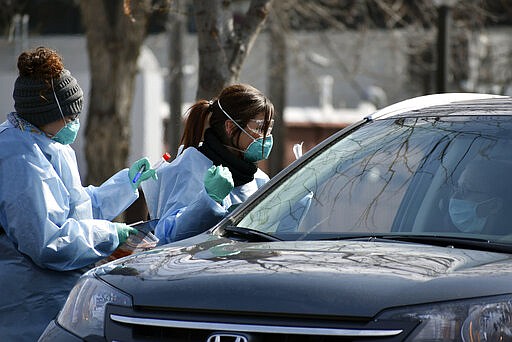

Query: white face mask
448;198;493;233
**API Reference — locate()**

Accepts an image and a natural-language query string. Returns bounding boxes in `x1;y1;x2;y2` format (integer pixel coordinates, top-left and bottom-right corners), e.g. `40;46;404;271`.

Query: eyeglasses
246;119;274;135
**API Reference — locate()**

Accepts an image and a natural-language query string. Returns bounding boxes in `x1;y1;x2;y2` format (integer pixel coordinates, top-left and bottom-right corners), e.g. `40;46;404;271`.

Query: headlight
57;275;132;338
378;295;512;341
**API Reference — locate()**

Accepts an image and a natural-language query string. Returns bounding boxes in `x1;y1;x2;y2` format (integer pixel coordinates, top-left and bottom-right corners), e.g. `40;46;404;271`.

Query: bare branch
229;0;274;77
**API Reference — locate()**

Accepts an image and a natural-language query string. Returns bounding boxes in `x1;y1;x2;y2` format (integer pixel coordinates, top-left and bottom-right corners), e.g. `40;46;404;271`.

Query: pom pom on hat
13;69;83;126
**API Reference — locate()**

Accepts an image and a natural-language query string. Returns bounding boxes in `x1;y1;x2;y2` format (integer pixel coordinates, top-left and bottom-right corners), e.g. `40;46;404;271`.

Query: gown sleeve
155;189;226;244
84;168;138;220
0;144;121;271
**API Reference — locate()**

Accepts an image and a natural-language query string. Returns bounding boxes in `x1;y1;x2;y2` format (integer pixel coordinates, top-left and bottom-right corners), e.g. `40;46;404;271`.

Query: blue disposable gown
0;116;138;341
142;147;269;244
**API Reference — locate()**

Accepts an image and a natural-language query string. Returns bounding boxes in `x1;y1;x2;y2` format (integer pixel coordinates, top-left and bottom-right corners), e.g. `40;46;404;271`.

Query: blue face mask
243;134;273;162
52;118;80;145
448;198;489;233
217;99;273;162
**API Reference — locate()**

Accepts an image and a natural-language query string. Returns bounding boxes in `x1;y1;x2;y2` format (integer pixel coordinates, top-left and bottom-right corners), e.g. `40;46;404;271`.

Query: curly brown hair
17;46;64;80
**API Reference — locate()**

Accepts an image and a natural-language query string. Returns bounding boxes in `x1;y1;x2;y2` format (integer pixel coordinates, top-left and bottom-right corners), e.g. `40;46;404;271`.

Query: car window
236;116;512;243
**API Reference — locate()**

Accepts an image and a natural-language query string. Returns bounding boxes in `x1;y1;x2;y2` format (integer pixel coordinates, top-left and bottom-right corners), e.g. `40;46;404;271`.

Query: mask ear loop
218;99;272;159
217;99;256;142
51;78;66;124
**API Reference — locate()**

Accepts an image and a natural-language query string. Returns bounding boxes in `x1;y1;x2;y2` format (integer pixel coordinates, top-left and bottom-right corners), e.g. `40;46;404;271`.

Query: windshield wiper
222;226;282;242
379;234;512;253
324;234;512;253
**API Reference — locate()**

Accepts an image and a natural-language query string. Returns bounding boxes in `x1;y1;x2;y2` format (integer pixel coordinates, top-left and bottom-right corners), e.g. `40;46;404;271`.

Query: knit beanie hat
13;69;83;126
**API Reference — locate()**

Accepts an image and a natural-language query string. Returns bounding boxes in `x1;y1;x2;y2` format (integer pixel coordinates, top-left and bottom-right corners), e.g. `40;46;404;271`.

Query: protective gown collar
8;112;47;136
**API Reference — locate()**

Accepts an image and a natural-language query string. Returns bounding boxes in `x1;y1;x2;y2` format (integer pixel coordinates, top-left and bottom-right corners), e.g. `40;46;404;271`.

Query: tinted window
237;116;512;242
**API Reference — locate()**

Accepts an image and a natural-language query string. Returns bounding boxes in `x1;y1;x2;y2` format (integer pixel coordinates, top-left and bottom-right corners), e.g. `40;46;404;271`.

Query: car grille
104;305;417;341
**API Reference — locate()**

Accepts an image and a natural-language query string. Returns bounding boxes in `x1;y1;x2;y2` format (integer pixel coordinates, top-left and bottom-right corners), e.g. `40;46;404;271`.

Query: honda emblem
206;333;249;342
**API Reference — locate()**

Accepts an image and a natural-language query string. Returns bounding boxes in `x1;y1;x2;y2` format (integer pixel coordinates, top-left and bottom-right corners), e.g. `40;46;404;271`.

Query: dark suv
40;93;512;341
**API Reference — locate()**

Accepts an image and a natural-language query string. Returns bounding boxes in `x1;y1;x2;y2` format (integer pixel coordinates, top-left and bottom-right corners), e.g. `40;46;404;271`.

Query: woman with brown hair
143;83;275;244
0;46;156;340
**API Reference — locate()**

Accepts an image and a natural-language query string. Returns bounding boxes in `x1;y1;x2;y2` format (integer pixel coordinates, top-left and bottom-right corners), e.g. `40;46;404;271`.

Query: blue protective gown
0;114;139;341
142;147;269;244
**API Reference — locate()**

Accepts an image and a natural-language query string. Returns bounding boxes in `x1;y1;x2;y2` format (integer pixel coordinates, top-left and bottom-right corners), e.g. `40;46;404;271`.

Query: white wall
129;46;168;166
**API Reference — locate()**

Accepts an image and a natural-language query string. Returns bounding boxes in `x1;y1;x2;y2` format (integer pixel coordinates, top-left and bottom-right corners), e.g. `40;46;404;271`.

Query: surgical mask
52;119;80;145
244;134;273;162
50;78;80;145
217;99;273;162
448;198;490;233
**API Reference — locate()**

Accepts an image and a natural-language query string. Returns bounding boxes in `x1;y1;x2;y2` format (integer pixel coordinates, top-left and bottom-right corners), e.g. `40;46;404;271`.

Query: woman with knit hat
0;46;156;340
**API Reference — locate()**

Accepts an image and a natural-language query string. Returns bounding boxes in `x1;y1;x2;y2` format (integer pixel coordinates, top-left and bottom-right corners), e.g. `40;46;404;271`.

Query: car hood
96;237;512;317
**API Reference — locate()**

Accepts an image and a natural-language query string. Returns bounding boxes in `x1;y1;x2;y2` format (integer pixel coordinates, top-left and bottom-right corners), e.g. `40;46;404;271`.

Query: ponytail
179;100;211;148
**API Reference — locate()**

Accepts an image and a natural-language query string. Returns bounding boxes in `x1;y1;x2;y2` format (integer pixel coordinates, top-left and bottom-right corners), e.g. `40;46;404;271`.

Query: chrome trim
110;314;403;337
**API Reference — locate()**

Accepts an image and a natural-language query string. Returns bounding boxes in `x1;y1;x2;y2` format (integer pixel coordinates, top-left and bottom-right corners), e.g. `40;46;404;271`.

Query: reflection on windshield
237;116;512;244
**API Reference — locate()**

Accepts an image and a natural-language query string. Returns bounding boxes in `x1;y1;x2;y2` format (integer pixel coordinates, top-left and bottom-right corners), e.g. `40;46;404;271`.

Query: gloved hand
115;223;138;245
128;157;157;190
204;165;234;204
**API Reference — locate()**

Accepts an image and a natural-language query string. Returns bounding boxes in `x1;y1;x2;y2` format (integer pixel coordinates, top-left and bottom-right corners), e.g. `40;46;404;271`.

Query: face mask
244;134;273;162
217;99;273;162
448;198;488;233
52;118;80;145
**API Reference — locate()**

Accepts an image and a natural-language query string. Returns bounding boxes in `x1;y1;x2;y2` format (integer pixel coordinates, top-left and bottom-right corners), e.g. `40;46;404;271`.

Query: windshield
235;116;512;244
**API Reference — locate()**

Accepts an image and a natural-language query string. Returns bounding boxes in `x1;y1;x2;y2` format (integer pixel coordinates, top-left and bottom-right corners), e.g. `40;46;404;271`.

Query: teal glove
115;223;138;245
128;157;157;190
204;165;234;204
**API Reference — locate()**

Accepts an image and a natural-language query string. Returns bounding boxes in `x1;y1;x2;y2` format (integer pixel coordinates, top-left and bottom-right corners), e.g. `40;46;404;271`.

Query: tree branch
229;0;274;78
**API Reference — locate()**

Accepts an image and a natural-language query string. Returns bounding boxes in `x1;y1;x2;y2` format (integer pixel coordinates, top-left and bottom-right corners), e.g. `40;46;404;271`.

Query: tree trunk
268;10;287;177
167;0;186;155
193;0;274;100
80;0;151;186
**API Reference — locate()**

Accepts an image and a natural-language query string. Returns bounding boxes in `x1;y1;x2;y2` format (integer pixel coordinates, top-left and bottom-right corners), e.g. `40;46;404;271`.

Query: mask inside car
448;198;490;233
